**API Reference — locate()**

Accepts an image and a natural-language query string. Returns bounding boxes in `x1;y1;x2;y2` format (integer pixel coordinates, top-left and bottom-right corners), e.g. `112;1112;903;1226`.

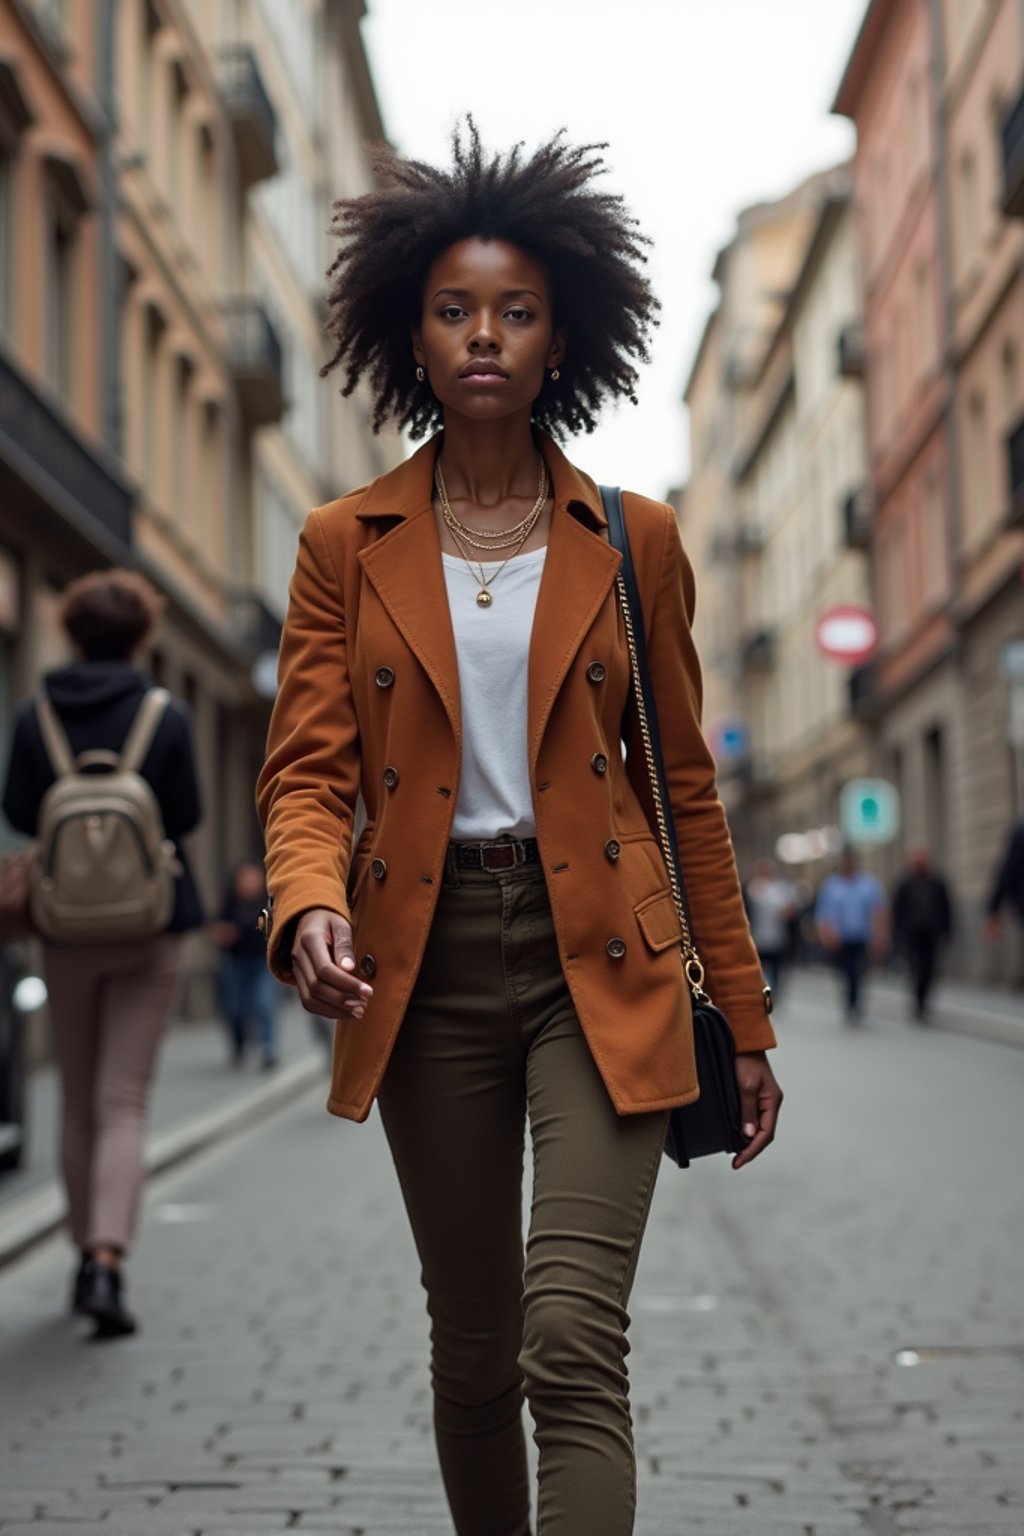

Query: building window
1002;341;1019;423
914;261;933;368
923;725;946;867
142;303;165;495
171;354;192;529
922;469;946;603
200;400;220;562
198;123;216;281
0;146;11;336
140;0;161;154
45;200;76;407
967;391;990;532
168;61;188;211
959;150;979;275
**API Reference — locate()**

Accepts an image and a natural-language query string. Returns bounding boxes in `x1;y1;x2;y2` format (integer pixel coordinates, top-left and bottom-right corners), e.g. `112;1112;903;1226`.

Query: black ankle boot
71;1254;93;1315
81;1262;137;1339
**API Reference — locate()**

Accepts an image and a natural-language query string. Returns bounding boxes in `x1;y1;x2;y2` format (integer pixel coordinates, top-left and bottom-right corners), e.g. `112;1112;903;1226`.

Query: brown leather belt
450;838;540;871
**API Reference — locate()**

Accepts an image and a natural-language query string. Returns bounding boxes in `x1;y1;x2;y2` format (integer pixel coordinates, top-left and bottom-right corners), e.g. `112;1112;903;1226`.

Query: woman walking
258;124;782;1536
2;570;203;1337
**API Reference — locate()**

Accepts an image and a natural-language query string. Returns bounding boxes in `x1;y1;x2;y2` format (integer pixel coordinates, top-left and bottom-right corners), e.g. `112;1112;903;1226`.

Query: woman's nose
467;314;500;350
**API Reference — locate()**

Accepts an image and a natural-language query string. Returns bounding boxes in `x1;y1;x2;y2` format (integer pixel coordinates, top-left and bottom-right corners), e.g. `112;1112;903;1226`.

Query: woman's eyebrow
430;287;544;301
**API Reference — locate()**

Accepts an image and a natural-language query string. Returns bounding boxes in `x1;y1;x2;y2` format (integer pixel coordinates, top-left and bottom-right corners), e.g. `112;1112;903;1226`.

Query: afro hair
321;118;659;440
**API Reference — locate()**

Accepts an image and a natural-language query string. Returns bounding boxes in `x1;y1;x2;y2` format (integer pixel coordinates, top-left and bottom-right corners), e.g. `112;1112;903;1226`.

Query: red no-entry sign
814;606;878;663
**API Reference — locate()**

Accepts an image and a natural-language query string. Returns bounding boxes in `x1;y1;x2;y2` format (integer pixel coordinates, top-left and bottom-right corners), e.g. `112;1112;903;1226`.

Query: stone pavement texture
0;973;1022;1535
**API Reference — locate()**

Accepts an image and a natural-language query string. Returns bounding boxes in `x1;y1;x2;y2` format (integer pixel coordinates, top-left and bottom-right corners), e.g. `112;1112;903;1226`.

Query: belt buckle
481;840;521;871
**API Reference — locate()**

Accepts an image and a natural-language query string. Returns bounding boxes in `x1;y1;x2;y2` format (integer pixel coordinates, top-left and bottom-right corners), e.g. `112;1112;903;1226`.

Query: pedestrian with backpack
1;569;203;1338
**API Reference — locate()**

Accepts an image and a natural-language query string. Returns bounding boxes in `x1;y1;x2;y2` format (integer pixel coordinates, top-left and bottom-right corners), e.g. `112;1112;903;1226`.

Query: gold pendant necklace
436;458;548;606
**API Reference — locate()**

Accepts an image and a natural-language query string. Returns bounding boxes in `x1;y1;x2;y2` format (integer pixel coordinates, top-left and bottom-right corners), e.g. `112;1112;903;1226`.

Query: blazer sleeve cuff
267;881;351;983
716;994;778;1053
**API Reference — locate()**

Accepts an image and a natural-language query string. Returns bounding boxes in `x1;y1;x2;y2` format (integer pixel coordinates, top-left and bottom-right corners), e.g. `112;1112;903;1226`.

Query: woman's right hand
292;909;372;1020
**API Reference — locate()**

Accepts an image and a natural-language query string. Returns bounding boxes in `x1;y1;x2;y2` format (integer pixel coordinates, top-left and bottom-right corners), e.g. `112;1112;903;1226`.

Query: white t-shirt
442;546;546;841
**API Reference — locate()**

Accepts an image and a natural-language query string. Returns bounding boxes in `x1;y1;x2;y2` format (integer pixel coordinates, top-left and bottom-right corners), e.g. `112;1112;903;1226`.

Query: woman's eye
440;306;465;321
505;308;531;322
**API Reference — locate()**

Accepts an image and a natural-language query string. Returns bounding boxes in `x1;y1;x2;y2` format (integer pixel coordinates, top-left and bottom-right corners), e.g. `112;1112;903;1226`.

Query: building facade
835;0;1024;981
0;0;399;1006
731;183;874;868
682;176;830;850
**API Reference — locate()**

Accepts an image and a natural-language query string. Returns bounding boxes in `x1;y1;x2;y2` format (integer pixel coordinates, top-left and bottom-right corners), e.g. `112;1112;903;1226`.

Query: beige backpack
29;688;181;945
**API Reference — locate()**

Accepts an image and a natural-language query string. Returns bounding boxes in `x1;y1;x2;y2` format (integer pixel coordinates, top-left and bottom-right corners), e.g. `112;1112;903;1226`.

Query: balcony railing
842;486;874;549
1002;82;1024;218
1008;415;1024;525
0;346;132;552
740;627;775;672
219;45;278;186
224;300;285;429
837;322;866;379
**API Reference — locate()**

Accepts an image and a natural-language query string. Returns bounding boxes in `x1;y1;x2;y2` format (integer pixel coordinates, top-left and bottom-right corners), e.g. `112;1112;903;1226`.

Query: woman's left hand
731;1051;783;1170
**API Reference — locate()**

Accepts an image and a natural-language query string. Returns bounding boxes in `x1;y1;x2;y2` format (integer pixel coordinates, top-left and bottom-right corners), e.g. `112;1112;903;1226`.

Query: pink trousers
44;934;183;1252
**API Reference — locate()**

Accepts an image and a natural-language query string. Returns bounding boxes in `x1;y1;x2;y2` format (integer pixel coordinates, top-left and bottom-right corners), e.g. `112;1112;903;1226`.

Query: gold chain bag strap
600;485;751;1168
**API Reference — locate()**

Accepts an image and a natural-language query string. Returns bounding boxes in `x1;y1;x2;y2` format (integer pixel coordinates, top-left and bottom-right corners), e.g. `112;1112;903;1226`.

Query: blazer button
606;937;627;959
359;954;377;977
375;666;395;688
383;766;399;789
591;752;608;775
587;661;606;683
605;839;621;861
371;858;387;880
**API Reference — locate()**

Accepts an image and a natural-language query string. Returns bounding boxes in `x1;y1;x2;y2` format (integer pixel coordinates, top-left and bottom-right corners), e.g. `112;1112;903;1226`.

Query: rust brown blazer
257;431;776;1122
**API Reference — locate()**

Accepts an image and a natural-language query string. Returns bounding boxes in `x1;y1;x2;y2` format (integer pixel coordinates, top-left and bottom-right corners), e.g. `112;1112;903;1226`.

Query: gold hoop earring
550;368;560;382
416;366;425;383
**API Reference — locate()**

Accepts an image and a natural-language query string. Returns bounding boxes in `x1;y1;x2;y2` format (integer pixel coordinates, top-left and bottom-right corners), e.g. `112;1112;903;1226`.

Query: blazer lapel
359;505;462;746
527;506;620;770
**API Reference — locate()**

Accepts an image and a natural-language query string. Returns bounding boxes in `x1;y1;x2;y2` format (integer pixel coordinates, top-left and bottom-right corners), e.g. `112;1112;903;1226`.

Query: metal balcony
224;301;285;429
219;46;279;186
0;346;132;554
1001;82;1024;218
837;322;866;379
740;627;775;672
842;486;874;549
1008;415;1024;525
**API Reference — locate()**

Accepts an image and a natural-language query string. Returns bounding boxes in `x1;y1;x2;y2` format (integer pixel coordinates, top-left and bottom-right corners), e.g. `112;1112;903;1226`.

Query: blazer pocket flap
635;890;683;953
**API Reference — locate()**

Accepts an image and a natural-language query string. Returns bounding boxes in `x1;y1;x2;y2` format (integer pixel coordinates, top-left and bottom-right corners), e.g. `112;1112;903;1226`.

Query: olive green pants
378;858;668;1536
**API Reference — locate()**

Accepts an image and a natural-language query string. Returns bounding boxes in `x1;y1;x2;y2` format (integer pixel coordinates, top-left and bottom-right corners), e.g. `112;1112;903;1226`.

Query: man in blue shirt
815;848;889;1022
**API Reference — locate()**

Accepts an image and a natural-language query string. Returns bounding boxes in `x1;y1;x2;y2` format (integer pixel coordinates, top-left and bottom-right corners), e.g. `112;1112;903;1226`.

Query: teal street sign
839;778;900;847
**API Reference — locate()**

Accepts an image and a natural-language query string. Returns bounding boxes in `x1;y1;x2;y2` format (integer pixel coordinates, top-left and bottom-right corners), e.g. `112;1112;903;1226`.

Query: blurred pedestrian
256;124;781;1536
892;848;952;1022
212;859;279;1070
745;857;798;996
815;848;888;1023
1;570;203;1338
985;818;1024;944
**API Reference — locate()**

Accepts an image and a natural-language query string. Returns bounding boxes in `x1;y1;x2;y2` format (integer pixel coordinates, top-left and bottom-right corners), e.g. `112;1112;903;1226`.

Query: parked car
0;946;46;1173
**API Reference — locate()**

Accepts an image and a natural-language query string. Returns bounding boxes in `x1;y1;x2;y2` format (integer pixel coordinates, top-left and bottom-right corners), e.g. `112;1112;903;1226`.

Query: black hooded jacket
2;661;205;932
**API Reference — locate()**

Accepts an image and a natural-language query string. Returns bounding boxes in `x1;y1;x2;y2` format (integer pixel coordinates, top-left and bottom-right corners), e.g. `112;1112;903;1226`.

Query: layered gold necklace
435;457;548;608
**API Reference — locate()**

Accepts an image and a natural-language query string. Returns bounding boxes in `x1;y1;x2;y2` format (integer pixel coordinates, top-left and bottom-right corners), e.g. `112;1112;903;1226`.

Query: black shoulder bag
601;485;756;1168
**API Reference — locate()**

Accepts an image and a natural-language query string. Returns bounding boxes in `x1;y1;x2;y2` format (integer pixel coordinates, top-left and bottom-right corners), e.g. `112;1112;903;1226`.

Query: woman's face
413;237;565;424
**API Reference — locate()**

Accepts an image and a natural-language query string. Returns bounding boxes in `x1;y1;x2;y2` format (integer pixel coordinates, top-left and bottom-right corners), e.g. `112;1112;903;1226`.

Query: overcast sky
360;0;868;500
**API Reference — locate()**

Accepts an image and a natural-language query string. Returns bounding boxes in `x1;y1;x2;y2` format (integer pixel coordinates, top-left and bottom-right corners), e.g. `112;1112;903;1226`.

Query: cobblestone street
1;972;1022;1535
